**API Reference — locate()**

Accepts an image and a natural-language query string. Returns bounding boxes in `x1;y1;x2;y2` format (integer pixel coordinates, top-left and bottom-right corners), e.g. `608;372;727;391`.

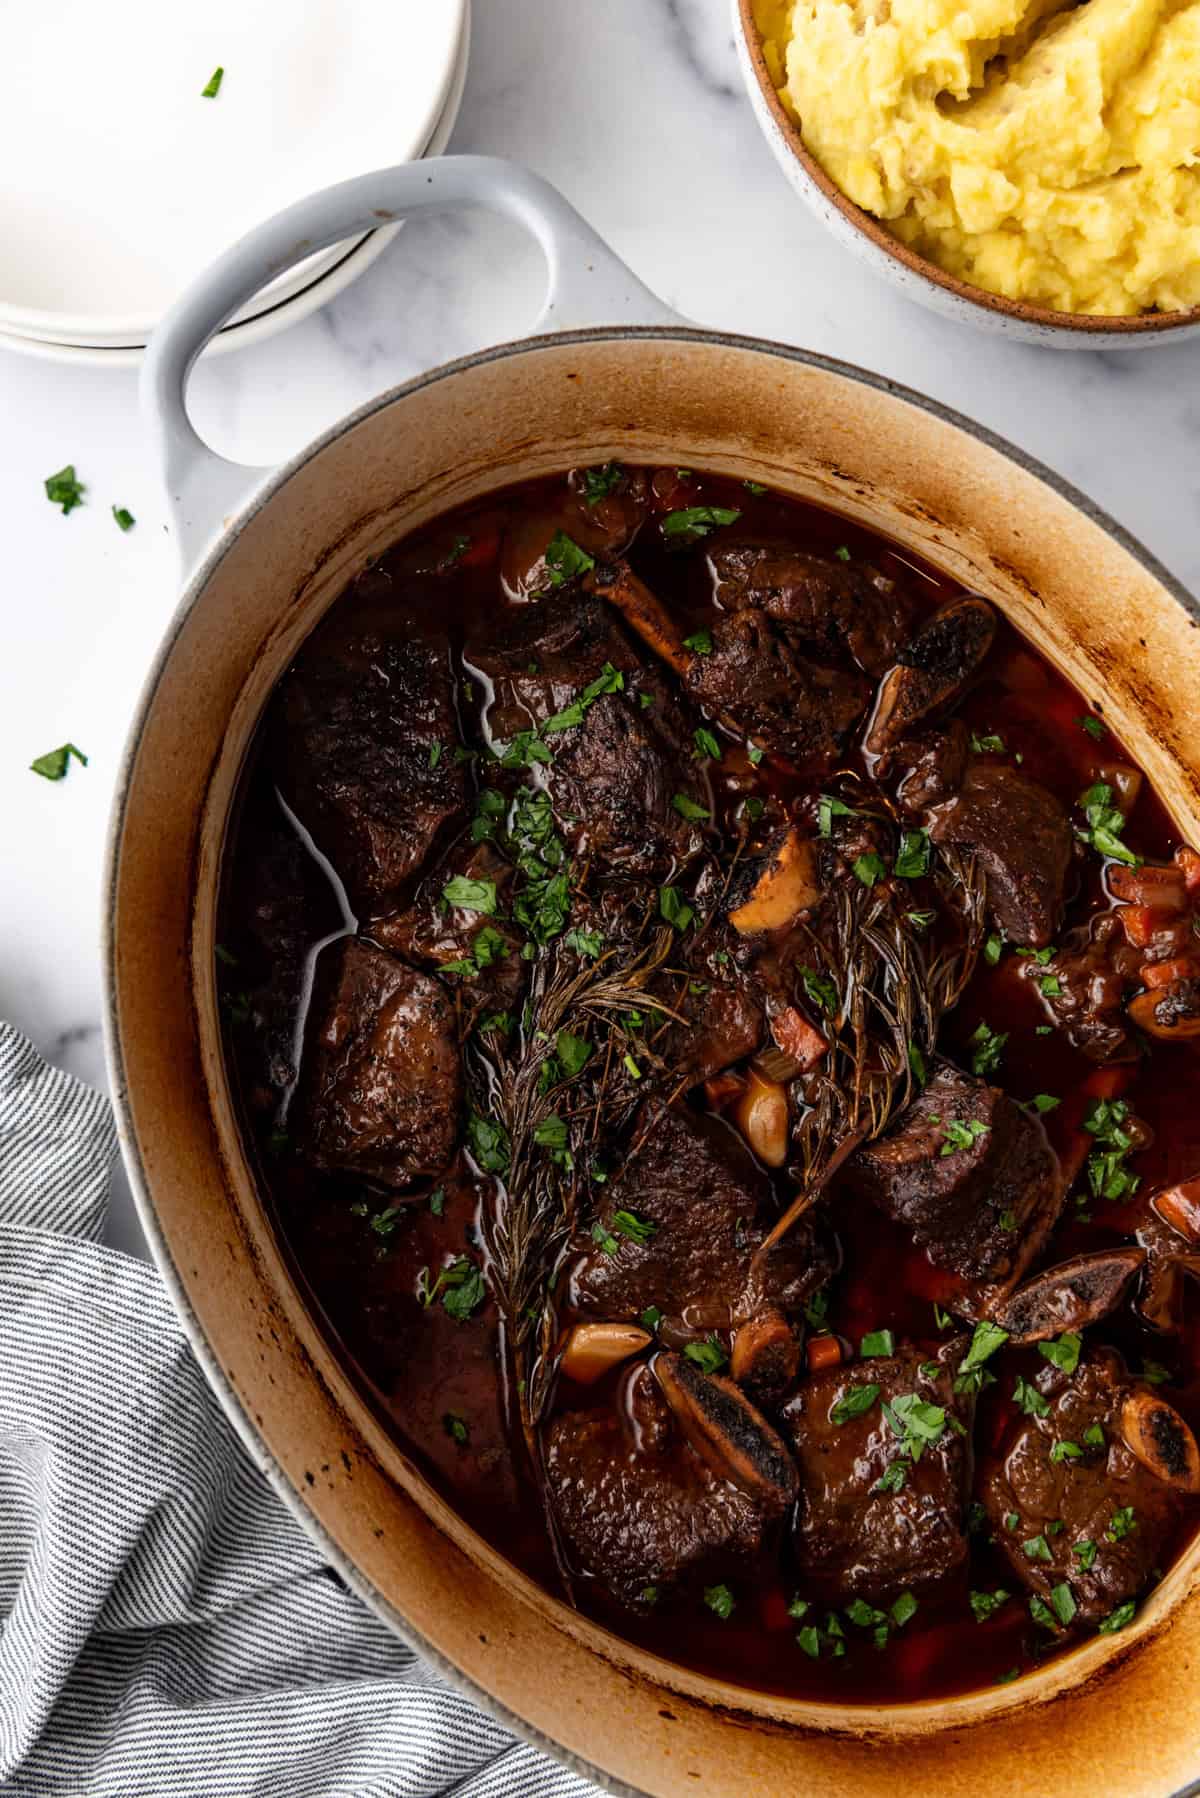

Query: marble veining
3;0;1200;1260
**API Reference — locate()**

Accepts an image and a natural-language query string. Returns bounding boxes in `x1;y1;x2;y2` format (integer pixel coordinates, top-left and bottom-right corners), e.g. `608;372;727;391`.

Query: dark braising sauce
219;465;1200;1704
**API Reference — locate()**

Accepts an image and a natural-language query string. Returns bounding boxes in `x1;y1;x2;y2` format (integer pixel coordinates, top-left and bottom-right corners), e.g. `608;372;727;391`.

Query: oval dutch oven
105;156;1200;1798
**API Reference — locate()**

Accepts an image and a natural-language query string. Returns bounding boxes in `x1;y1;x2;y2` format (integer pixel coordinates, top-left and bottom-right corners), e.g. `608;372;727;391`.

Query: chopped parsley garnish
983;932;1005;967
831;1382;880;1425
429;1186;445;1217
968;1020;1007;1077
683;627;713;654
801;966;838;1014
201;66;224;97
891;1591;918;1628
442;875;498;916
1038;1331;1082;1376
693;726;722;762
747;744;764;765
817;792;856;838
112;506;136;531
555;1029;591;1078
882;1392;947;1460
622;1051;642;1080
743;479;767;496
591;1219;619;1257
704;1583;735;1619
30;742;88;781
612;1208;656;1245
860;1329;895;1358
466;1113;510;1176
1048;1582;1077;1627
417;1256;485;1320
906;909;936;931
1073;1539;1098;1570
533;1115;570;1160
970;1588;1010;1623
44;465;85;513
893;829;931;879
1050;1439;1083;1464
640;1306;663;1333
853;851;887;888
563;926;603;959
1083;1423;1105;1448
907;1042;928;1087
1097;1600;1136;1633
834;545;851;563
685;1334;728;1375
1077;780;1142;868
1027;1093;1061;1114
662;505;741;545
672;793;710;822
1143;1358;1170;1386
582;462;623;504
543;529;596;586
1078;714;1106;742
970;731;1006;754
1081;1097;1141;1204
872;1460;908;1494
1013;1375;1050;1417
958;1319;1009;1381
940;1117;989;1157
1023;1534;1052;1563
659;885;694;931
1106;1505;1137;1542
439;923;511;980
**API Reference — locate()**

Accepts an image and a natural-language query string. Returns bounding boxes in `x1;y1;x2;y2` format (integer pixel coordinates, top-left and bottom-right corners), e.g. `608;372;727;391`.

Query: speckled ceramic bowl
105;157;1200;1797
734;0;1200;350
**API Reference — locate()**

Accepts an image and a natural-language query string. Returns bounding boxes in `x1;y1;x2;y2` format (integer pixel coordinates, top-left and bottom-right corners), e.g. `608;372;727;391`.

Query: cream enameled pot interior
109;331;1200;1798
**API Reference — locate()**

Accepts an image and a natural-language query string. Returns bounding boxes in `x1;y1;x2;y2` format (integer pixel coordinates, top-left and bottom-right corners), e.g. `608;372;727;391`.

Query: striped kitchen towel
0;1024;605;1798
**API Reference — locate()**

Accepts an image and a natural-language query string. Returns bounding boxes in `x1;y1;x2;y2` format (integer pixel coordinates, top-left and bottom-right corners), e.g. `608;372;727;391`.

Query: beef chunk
1024;919;1137;1060
685;611;870;765
570;1099;833;1329
501;466;649;599
865;598;996;756
275;608;467;913
982;1352;1184;1625
471;593;704;877
894;720;970;813
294;938;461;1188
368;841;524;1012
780;1340;975;1601
706;540;912;675
845;1061;1061;1287
545;1361;793;1605
928;762;1073;948
667;980;764;1086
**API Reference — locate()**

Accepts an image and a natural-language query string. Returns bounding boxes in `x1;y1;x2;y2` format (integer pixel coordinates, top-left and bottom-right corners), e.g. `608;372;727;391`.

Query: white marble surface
3;0;1200;1260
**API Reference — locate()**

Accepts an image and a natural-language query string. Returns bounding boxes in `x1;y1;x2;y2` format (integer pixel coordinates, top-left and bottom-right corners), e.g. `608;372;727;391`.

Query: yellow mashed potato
756;0;1200;315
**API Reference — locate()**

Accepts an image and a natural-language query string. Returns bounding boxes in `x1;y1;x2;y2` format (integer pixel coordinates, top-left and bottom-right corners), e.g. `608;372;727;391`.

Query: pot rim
734;0;1200;338
103;322;1200;1795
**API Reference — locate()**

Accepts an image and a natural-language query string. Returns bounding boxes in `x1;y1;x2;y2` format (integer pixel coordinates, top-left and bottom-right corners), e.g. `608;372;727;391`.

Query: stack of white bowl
0;0;470;366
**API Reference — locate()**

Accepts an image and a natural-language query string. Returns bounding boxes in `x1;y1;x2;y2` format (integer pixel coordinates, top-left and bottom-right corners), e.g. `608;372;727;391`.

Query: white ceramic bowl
733;0;1200;350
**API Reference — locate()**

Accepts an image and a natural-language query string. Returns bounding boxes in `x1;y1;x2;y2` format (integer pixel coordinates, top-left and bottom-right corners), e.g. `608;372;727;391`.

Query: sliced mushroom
1152;1176;1200;1245
731;1308;801;1406
559;1322;652;1385
1120;1388;1200;1493
653;1349;798;1507
865;597;996;757
587;560;692;678
990;1248;1146;1344
728;828;822;936
733;1070;789;1168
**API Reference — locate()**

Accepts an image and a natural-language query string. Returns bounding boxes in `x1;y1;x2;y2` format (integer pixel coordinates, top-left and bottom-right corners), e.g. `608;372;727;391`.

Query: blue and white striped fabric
0;1024;604;1798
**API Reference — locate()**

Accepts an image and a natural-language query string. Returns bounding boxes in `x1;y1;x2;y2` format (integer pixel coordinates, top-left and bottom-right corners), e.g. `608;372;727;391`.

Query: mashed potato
756;0;1200;315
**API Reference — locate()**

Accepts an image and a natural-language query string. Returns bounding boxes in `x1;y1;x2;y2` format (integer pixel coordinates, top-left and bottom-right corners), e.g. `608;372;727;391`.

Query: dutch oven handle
141;154;683;567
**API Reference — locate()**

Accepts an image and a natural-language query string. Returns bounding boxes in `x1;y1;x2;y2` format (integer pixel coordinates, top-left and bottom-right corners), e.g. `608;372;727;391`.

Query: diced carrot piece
1119;905;1159;950
770;1005;828;1071
1109;864;1188;910
1153;1177;1200;1245
1175;846;1200;896
806;1334;843;1372
1141;957;1200;990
